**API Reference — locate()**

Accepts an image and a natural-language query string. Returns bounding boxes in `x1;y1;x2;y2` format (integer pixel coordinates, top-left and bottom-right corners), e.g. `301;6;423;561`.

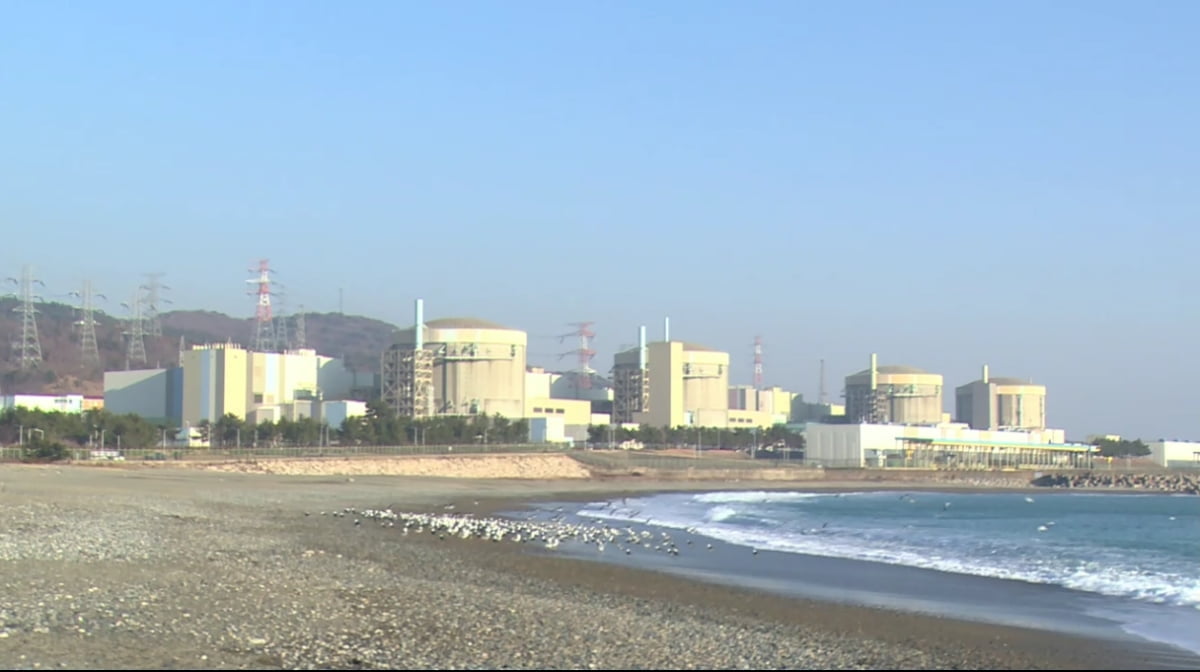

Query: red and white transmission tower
558;321;597;393
247;259;278;352
753;335;764;390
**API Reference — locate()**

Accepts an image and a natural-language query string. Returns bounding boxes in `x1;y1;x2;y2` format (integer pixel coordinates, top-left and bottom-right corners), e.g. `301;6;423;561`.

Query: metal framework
889;437;1096;470
141;272;170;338
557;321;596;393
72;280;106;368
381;345;433;418
122;290;147;369
293;304;307;349
612;366;648;424
247;259;277;352
5;265;44;369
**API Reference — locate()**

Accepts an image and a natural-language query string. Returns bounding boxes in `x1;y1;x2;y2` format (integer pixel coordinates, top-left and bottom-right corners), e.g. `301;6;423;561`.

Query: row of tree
585;423;805;449
1093;437;1151;457
0;407;165;449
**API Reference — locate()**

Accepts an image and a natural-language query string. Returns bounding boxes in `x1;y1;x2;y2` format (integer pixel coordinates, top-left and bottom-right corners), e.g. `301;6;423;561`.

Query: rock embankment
1031;471;1200;495
202;453;593;479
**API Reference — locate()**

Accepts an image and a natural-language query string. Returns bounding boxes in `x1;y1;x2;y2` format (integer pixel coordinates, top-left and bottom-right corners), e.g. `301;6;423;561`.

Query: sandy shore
0;464;1191;670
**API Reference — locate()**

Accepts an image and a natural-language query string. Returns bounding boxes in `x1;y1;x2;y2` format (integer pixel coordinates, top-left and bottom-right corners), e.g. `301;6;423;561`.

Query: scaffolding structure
612;366;648;424
380;345;434;418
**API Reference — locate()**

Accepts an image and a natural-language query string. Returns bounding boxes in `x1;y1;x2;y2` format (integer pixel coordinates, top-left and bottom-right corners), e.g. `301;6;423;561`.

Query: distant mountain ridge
0;298;399;396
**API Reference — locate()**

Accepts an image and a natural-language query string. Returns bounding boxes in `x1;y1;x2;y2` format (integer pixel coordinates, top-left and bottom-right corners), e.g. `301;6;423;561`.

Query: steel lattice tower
557;321;596;395
273;284;290;352
247;259;277;352
122;289;147;369
5;265;44;369
293;304;307;349
141;272;170;338
72;280;106;368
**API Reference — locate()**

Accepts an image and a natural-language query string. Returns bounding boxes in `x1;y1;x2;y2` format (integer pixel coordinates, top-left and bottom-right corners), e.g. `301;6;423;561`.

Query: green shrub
23;438;70;463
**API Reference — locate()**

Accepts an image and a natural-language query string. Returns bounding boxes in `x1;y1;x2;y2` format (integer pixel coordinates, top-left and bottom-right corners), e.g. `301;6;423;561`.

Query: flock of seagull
312;504;751;558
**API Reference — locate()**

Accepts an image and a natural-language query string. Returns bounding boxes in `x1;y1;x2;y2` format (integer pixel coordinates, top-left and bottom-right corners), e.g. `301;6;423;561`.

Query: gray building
103;368;183;425
954;364;1046;431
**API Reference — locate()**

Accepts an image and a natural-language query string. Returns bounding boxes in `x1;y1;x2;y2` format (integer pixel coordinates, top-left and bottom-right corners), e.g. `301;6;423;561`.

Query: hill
0;299;400;396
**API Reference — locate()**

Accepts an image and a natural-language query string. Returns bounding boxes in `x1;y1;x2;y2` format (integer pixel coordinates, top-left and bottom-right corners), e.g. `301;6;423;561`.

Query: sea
528;489;1200;662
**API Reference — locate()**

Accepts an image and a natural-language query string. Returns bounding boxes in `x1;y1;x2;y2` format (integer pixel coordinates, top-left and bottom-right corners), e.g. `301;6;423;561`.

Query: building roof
849;364;930;376
987;376;1038;386
421;317;513;330
681;342;717;352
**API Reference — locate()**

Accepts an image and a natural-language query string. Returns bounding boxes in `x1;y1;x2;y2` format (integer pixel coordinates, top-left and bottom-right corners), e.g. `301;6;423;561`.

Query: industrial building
610;321;776;429
1147;440;1200;468
181;343;248;425
789;396;846;423
805;422;1095;469
322;400;368;432
102;343;357;426
728;385;795;423
103;368;183;425
0;394;86;414
383;300;527;419
955;365;1047;431
844;354;945;425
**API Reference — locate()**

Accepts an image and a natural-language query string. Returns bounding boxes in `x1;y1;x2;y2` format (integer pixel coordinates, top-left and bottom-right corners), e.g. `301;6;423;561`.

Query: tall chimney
869;352;878;391
982;364;990;384
414;299;425;350
638;325;647;370
664;317;670;342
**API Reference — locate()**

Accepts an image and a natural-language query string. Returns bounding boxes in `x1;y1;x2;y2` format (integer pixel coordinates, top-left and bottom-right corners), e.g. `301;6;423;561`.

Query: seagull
1024;496;1035;503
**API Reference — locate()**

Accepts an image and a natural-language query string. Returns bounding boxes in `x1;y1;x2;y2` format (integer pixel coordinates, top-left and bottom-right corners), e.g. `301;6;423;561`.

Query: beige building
845;353;943;426
729;384;795;422
612;336;734;428
181;344;249;425
182;343;354;426
955;365;1047;431
391;317;527;418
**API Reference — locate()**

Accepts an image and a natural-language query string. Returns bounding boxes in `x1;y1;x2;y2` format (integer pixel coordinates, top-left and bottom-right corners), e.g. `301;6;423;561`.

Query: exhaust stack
869;352;878;391
638;325;647;370
414;299;425;350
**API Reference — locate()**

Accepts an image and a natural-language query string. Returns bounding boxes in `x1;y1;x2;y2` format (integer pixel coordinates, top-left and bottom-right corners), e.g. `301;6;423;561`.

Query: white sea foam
578;491;1200;612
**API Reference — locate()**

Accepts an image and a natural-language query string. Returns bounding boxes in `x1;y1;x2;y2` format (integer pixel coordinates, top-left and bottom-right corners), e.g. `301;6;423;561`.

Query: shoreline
464;483;1200;668
2;464;1196;670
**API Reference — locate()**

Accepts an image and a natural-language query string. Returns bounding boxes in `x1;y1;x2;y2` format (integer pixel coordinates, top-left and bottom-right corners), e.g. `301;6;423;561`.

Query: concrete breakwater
1031;471;1200;495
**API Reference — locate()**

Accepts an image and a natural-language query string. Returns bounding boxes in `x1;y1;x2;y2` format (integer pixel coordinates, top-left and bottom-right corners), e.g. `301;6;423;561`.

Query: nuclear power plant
844;353;945;425
382;300;527;419
954;364;1047;431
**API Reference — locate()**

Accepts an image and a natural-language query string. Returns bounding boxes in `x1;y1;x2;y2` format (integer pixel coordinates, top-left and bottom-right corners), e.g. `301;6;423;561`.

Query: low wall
202;453;593;479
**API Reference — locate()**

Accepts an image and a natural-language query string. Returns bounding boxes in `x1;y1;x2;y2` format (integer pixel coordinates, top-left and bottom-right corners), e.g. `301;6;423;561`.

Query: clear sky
1;0;1196;441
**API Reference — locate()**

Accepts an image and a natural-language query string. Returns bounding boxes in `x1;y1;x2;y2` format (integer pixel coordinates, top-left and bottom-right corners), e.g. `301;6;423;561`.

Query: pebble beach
0;463;1191;670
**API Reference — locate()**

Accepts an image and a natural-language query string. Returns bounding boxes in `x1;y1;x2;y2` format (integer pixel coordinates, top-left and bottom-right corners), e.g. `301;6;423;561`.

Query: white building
1;394;85;414
529;416;567;444
321;400;367;432
1147;440;1200;469
804;422;1094;469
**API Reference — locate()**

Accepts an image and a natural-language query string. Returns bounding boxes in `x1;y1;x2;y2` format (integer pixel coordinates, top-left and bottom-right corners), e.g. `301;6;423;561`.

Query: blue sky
1;0;1196;440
